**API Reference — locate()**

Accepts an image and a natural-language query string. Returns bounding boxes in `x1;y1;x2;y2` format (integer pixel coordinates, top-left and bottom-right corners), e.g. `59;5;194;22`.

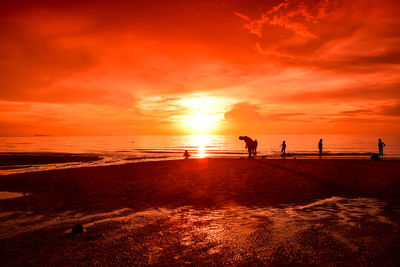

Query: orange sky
1;0;399;136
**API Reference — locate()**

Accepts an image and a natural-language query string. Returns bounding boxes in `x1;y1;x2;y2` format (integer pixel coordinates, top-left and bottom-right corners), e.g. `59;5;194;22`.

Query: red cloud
0;0;399;135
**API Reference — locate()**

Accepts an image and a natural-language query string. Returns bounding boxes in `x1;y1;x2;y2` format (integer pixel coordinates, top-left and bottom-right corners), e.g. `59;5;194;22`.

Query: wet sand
0;159;399;266
0;152;101;166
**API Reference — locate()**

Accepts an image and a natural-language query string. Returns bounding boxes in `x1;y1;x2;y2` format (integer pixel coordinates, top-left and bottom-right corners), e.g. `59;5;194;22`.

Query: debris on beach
72;224;84;234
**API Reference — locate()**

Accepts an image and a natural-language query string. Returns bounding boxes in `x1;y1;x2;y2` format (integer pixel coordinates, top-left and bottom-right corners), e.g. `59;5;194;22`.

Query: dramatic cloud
0;0;399;135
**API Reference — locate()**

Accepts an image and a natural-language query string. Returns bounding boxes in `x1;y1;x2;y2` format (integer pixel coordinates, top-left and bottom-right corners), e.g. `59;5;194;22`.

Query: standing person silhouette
239;136;254;159
280;141;286;155
378;139;386;159
318;139;323;156
253;140;258;156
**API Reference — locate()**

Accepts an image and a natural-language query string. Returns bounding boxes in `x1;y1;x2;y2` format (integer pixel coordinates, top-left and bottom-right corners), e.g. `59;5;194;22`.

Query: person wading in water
239;136;255;159
378;139;386;159
318;139;323;156
280;140;287;155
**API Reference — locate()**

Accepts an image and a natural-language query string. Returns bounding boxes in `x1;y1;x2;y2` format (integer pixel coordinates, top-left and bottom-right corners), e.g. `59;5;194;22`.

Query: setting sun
184;113;220;134
177;96;230;134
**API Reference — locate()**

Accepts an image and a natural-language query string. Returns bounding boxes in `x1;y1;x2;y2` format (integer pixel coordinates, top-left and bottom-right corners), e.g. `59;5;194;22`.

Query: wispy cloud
235;0;321;39
0;0;399;135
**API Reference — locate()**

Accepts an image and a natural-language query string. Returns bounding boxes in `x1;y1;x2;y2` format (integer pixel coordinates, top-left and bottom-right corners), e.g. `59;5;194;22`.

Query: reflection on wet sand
0;196;396;265
0;191;28;200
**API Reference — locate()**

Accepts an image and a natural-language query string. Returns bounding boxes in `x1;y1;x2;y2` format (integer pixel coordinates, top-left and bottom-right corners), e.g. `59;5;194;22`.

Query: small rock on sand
72;224;84;234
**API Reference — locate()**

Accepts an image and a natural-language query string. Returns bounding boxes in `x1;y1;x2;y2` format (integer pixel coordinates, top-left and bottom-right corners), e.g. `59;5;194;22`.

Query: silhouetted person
253;140;258;156
183;150;190;159
378;139;386;159
280;141;286;155
239;136;254;159
318;139;323;156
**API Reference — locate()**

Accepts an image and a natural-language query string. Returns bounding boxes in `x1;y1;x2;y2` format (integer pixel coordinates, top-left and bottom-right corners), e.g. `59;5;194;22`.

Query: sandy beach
1;158;399;266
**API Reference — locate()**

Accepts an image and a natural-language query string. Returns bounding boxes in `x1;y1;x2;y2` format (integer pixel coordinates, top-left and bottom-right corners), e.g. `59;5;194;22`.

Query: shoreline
0;152;398;176
0;152;102;166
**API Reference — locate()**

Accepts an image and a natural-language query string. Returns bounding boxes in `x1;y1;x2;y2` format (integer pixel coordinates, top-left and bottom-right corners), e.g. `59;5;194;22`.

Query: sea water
0;134;399;175
1;134;399;158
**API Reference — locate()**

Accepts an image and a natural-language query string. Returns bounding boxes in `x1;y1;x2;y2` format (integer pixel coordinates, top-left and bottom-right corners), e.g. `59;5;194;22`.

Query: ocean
1;134;399;175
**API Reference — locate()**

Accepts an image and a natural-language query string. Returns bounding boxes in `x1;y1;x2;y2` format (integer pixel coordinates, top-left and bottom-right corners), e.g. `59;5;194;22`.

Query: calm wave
1;134;399;157
0;135;399;175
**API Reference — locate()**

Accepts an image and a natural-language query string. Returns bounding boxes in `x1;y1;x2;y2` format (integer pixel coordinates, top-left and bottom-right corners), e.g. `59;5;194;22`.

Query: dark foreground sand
0;159;399;266
0;153;101;167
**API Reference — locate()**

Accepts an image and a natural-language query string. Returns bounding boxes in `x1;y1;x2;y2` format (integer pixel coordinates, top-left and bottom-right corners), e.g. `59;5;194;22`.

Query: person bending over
239;136;254;159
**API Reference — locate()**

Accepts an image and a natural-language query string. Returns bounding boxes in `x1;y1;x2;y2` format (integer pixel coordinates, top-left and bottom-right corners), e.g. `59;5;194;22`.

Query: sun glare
178;96;229;134
185;114;220;134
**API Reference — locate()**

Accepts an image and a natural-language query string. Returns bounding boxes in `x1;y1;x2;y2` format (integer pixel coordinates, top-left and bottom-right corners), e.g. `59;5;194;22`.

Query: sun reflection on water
193;134;210;158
